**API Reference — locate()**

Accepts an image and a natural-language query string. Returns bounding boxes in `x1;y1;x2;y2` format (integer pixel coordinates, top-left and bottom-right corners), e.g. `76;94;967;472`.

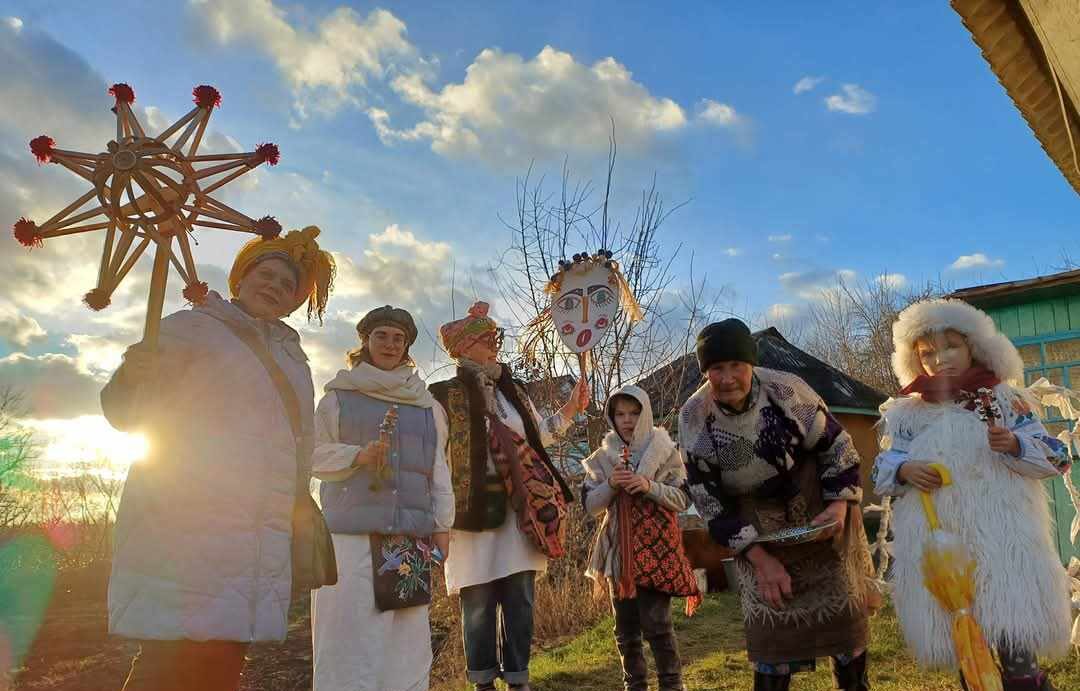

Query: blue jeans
459;570;536;685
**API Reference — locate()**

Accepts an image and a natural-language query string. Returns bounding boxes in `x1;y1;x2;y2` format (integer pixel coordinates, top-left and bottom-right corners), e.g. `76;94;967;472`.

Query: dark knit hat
696;318;758;370
356;305;418;346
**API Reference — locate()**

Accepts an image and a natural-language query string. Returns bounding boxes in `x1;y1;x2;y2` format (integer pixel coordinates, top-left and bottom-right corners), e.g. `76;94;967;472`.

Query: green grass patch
526;592;1080;690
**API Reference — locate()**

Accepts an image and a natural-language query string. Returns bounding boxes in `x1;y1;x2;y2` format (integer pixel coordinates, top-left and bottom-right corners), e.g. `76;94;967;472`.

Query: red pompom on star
182;281;209;305
192;85;221;110
108;83;136;104
254;143;280;166
83;288;111;311
13;217;42;248
30;136;55;164
254;216;282;239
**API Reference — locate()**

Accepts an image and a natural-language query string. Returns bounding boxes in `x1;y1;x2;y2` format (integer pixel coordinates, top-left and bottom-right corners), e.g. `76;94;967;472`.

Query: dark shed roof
637;327;889;426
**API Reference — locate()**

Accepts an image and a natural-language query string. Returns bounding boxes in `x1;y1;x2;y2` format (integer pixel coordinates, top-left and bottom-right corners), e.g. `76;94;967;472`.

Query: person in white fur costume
873;299;1073;691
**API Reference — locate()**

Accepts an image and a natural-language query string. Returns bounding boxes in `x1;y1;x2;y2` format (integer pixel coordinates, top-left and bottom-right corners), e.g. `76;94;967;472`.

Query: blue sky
1;1;1077;466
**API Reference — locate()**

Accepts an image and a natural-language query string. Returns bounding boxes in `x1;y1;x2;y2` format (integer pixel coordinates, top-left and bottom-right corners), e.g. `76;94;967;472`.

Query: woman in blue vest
310;305;454;691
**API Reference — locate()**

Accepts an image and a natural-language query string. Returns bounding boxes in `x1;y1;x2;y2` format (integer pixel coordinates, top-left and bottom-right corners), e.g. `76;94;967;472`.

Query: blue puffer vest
320;391;437;536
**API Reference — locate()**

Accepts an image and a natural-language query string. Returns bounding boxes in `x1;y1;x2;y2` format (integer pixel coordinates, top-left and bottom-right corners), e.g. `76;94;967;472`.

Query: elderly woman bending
680;319;875;691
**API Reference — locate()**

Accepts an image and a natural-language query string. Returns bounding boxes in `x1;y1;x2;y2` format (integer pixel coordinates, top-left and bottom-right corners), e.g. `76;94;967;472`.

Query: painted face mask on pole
521;249;643;382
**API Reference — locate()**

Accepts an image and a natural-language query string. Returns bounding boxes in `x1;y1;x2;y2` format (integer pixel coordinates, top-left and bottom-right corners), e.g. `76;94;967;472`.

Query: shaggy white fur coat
876;299;1073;667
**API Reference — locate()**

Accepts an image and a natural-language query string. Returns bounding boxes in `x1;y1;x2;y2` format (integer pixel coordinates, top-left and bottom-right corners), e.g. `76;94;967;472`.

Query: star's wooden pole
142;231;173;349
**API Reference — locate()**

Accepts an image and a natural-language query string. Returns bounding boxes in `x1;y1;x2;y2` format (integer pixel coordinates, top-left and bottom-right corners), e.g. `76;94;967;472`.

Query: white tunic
309;387;454;691
443;388;570;595
874;384;1073;667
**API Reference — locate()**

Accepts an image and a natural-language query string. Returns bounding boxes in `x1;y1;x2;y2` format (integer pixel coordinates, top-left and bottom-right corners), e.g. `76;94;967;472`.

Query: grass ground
516;592;1080;691
13;567;1080;690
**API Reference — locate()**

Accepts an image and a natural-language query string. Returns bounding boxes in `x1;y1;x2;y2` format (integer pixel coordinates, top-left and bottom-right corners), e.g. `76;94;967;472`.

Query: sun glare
24;416;149;479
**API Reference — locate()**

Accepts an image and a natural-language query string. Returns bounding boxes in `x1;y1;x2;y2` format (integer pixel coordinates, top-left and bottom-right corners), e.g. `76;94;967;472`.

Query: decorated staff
12;82;282;346
522;249;644;381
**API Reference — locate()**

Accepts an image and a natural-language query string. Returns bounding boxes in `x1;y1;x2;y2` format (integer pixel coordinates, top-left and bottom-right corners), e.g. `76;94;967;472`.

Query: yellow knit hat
228;225;335;322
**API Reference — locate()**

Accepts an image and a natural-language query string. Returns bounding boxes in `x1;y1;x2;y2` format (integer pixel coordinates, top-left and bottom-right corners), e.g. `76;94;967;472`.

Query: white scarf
323;361;436;408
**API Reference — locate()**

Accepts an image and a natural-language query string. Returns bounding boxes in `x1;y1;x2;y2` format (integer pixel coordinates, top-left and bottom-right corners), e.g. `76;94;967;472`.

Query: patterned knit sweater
680;368;863;552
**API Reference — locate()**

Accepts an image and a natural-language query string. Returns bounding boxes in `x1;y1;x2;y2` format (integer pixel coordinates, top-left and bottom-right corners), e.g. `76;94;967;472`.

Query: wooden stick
170;115;202;154
110;236;152;292
141;235;173;349
48;206;108;232
156;106;200;143
200;166;252;195
121;102;146;139
197;197;256;226
189;219;252;232
49;149;105;162
98;221;116;287
192;159;247;180
143;167;189;200
187;112;210;158
132;171;174;216
106;227;139;279
53;156;96;183
180;203;247;226
175;225;199;279
40;222;111;238
577;350;589;386
187;153;254;162
37;188;99;231
120;106;132;139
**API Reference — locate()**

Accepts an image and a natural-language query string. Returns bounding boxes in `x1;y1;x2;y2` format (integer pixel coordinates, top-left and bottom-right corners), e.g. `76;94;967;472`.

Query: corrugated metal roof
950;267;1080;307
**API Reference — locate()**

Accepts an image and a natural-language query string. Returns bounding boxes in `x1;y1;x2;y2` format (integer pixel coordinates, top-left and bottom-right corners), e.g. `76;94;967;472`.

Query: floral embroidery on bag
377;535;433;601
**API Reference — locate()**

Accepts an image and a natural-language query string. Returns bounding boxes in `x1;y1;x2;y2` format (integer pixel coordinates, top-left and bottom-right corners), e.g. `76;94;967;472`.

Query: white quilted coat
101;292;314;642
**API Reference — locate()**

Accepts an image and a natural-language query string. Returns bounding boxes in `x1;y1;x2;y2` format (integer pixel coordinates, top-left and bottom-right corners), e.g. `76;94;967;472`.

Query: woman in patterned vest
309;305;454;691
430;301;587;691
680;318;875;691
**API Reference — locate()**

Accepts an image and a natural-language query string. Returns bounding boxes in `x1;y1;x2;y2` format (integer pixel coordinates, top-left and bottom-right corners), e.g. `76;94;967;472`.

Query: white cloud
66;334;128;378
779;268;857;300
875;272;908;289
948;253;1005;271
0;353;103;418
4;16;22;32
0;309;45;348
824;84;876;115
793;76;824;95
294;223;476;386
371;46;693;168
696;99;739;127
723;247;741;257
192;0;421;119
771;253;784;261
768;234;792;243
768;303;800;320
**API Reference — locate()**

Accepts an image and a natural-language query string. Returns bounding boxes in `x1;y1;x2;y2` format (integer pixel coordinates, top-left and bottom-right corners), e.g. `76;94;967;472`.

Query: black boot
1001;672;1055;691
646;630;684;691
753;671;792;691
832;651;870;691
615;632;648;691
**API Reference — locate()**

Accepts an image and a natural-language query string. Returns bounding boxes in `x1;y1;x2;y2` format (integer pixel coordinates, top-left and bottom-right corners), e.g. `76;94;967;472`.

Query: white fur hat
891;298;1025;387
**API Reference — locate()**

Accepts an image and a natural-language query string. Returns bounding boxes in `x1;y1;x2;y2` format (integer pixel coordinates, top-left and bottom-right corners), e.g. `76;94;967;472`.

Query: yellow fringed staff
919;463;1002;691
